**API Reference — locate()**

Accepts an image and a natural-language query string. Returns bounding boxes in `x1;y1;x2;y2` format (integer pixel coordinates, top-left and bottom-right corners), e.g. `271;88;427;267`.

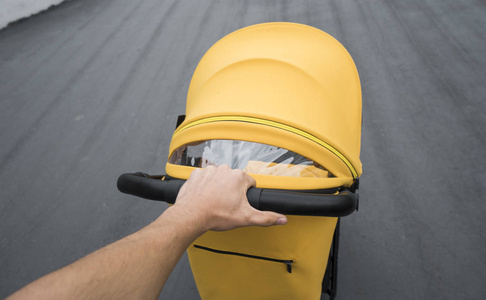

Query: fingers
248;209;288;227
176;164;288;231
241;169;256;188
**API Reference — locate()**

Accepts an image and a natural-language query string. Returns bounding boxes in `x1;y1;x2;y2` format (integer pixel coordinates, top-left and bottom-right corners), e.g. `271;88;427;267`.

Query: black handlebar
117;172;358;217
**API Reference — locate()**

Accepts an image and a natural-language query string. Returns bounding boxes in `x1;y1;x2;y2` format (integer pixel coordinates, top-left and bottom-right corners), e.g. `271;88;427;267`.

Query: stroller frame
323;219;340;299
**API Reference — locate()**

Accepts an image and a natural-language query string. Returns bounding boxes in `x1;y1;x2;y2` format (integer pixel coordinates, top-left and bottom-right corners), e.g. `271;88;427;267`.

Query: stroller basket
118;22;362;300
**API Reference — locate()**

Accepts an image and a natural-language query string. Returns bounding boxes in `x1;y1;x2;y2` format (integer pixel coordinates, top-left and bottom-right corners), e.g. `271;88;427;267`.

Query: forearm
7;206;202;300
7;166;286;299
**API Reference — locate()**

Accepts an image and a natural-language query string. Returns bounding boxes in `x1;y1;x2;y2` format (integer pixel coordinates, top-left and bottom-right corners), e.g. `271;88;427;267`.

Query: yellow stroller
118;22;362;299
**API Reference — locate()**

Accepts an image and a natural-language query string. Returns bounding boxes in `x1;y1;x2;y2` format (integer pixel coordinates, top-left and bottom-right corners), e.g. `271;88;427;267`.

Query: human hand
168;165;287;233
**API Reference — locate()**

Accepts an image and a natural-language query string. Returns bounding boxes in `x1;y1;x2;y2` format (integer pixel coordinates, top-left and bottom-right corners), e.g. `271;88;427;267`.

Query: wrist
153;205;209;240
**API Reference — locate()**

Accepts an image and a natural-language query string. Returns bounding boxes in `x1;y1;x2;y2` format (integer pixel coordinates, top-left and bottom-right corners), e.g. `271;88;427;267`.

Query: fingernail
276;217;287;225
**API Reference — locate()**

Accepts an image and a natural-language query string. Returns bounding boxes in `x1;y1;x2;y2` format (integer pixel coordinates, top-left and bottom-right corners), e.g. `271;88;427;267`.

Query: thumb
249;209;288;227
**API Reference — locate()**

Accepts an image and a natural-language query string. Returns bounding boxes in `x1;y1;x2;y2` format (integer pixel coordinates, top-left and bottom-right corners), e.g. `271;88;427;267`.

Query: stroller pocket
188;216;337;300
194;244;294;273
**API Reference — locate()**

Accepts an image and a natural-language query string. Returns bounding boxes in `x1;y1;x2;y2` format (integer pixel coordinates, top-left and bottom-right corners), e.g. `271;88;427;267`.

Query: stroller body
165;23;362;299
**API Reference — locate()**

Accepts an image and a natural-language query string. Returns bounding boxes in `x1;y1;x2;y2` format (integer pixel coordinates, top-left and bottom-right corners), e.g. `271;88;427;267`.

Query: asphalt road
1;0;485;299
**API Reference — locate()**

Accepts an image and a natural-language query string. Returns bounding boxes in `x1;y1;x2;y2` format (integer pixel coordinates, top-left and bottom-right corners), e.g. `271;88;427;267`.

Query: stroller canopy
168;22;362;189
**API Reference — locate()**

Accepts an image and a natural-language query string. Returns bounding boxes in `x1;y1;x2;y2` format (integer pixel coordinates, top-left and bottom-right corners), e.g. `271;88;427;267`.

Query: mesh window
169;140;334;178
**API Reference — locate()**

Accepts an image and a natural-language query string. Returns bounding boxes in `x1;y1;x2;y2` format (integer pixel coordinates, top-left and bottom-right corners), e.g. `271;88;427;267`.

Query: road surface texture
1;0;485;299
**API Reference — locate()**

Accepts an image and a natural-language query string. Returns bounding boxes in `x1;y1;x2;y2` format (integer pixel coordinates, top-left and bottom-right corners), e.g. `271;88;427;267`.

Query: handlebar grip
247;188;358;217
117;173;184;204
117;173;358;217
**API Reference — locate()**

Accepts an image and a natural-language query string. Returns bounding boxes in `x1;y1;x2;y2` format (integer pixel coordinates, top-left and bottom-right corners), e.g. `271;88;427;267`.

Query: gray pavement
1;0;485;299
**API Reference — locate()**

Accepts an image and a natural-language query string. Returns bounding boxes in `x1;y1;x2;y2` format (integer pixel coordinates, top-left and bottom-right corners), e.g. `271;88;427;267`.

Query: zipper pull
284;260;293;273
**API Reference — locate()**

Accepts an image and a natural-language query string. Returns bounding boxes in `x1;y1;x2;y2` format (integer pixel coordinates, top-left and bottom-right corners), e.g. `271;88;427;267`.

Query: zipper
194;244;294;273
174;116;358;179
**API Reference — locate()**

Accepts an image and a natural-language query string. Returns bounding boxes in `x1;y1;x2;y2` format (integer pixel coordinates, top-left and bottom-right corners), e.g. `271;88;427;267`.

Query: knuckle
219;164;231;170
231;168;245;177
190;168;203;177
205;165;216;170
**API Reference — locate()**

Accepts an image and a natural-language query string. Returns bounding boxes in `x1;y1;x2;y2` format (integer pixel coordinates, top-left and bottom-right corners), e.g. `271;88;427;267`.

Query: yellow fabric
171;22;362;177
188;216;337;300
243;161;330;178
